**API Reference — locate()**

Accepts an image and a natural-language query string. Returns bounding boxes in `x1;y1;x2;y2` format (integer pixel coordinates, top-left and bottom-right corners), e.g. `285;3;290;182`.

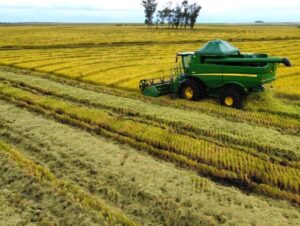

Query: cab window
183;55;192;69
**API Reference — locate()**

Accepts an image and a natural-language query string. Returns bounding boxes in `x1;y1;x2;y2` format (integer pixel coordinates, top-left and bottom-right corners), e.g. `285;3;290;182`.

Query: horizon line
0;22;299;25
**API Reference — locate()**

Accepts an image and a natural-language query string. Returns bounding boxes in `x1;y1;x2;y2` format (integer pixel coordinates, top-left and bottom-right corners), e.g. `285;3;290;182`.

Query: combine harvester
139;40;291;108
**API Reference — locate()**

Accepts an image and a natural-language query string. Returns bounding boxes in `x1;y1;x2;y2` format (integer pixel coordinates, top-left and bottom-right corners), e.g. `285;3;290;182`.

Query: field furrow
0;82;299;203
2;100;299;225
0;68;299;162
0;101;300;225
0;140;137;226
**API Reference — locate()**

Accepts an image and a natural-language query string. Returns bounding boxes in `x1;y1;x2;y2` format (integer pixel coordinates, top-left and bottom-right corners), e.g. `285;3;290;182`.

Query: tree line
141;0;202;29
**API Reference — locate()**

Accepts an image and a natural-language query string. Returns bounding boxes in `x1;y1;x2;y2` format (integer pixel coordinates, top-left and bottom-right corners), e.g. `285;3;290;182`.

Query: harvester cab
139;39;291;108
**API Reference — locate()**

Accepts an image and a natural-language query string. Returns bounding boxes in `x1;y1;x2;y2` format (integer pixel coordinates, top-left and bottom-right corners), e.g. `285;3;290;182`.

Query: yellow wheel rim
225;96;234;106
184;87;194;100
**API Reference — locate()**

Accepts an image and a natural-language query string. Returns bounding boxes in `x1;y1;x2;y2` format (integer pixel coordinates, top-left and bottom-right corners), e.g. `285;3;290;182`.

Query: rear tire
220;87;244;108
180;79;206;101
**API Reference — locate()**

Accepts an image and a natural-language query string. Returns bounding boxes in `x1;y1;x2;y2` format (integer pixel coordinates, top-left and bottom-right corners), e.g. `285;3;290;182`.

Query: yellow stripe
192;73;257;78
223;74;257;78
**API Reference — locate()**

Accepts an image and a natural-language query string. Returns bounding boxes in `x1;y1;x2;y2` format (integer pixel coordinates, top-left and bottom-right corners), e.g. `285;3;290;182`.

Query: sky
0;0;299;23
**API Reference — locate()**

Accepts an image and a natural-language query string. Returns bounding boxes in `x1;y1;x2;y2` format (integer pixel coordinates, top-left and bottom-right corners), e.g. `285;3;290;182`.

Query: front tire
220;87;244;108
180;79;206;101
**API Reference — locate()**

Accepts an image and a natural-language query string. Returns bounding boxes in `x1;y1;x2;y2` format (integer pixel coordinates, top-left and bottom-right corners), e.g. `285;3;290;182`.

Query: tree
160;8;173;28
181;0;190;29
142;0;202;30
189;3;201;29
161;1;174;29
157;10;165;26
173;5;183;29
141;0;158;28
154;12;160;29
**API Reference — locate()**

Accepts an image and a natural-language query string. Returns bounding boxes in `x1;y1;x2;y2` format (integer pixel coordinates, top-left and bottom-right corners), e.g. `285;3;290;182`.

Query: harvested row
0;153;109;225
1;69;299;163
6;80;300;170
4;77;300;166
1;122;211;225
0;140;138;226
1;100;299;226
0;83;299;203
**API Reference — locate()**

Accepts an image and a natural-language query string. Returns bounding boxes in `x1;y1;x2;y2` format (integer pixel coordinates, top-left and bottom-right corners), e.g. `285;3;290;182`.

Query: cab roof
195;39;240;56
177;52;194;56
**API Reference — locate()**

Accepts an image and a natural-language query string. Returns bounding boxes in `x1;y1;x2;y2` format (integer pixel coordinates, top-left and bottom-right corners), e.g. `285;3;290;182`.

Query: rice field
0;25;300;97
0;24;299;225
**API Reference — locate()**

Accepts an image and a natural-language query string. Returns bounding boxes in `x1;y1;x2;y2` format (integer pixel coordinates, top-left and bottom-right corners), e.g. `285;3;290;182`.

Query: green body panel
139;40;290;98
184;52;279;94
189;62;223;88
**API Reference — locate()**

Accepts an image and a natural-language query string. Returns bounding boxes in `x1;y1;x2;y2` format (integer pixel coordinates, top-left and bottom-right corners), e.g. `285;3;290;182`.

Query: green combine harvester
139;39;291;108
